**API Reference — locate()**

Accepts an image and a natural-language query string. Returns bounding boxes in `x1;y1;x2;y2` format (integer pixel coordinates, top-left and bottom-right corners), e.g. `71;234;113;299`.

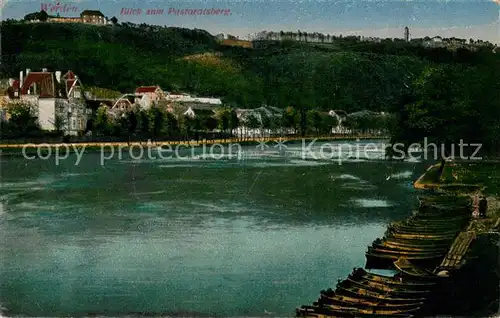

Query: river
0;140;428;317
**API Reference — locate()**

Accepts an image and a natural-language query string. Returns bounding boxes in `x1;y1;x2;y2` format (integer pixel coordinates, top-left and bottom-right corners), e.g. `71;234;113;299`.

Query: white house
135;86;165;109
9;68;89;135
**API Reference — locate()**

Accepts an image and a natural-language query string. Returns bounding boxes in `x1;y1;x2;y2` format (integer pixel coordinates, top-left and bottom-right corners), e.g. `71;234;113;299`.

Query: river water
0;140;428;317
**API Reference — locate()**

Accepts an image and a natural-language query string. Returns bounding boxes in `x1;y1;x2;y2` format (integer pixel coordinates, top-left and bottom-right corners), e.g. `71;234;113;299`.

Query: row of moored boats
296;193;473;317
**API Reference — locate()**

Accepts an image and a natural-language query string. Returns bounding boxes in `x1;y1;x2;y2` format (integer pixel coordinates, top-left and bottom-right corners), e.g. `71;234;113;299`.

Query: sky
1;0;499;43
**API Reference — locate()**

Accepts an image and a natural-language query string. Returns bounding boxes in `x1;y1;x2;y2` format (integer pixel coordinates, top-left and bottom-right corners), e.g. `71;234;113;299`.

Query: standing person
479;196;488;218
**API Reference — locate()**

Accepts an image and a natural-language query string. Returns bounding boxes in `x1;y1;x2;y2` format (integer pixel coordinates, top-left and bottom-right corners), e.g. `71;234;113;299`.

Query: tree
147;106;166;138
110;16;118;24
94;105;112;136
6;101;40;136
282;106;299;135
245;113;261;138
388;64;477;179
53;114;66;136
306;110;323;136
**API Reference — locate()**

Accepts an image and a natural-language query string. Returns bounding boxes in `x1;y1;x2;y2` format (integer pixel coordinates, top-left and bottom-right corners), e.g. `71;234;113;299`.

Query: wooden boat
352;268;436;288
386;228;459;237
343;277;431;295
386;232;456;241
319;303;421;315
375;237;451;248
317;293;424;309
296;307;415;318
298;305;419;317
387;225;459;234
394;257;435;278
366;250;443;269
390;219;466;230
372;242;448;253
334;286;426;303
387;225;463;234
367;246;446;257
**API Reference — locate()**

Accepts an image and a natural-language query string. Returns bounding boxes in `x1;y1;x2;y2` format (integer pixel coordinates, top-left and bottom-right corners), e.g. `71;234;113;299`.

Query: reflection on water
0;142;427;316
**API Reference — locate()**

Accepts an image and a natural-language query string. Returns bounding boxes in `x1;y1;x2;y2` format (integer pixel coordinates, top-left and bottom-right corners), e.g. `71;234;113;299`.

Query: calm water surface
0;141;428;316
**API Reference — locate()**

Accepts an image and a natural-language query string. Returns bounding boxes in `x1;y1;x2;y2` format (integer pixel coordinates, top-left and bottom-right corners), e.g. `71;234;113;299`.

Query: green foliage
86;86;122;99
94;105;112;136
24;10;48;21
1;101;41;138
389;62;500;158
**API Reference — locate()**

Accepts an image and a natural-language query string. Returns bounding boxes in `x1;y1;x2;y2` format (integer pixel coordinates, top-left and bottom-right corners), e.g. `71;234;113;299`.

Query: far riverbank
0;135;389;153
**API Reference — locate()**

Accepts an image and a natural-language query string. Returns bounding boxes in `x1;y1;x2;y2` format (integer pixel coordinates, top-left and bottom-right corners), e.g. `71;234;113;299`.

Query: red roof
20;72;54;97
136;86;159;93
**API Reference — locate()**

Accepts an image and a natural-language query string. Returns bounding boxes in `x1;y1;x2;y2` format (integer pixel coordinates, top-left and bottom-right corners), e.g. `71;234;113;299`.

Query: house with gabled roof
134;86;166;109
80;10;106;25
7;68;90;135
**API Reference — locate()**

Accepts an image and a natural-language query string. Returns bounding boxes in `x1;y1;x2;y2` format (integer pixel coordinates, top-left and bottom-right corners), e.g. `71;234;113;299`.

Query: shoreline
0;135;388;152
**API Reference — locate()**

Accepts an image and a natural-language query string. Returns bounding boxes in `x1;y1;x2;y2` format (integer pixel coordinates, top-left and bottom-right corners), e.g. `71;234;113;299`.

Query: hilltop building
27;9;109;25
80;10;106;25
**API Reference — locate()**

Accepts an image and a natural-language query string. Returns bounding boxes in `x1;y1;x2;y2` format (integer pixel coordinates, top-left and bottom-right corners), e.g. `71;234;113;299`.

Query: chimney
19;70;24;88
55;71;61;83
42;68;48;72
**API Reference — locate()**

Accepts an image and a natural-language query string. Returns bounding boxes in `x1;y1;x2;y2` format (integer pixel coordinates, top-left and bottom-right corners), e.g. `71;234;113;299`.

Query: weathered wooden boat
385;232;457;241
391;218;465;227
386;228;459;238
351;268;436;288
386;226;459;235
372;242;448;253
296;307;415;318
389;219;466;230
387;225;462;235
394;257;436;278
334;286;426;303
318;303;421;315
317;293;424;309
367;246;447;257
375;237;451;248
342;277;431;296
366;250;443;269
298;305;419;317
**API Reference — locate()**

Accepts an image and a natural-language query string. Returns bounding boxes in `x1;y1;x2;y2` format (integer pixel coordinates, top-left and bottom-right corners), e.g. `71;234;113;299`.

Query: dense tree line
0;102;391;141
388;60;500;161
3;20;498;111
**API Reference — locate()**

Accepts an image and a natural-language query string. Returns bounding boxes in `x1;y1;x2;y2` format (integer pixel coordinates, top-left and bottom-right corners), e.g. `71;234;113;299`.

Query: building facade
7;69;89;135
80;10;106;25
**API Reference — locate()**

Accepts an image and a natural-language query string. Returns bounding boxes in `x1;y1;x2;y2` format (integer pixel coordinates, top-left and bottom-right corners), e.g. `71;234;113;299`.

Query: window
72;119;76;130
73;89;81;98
